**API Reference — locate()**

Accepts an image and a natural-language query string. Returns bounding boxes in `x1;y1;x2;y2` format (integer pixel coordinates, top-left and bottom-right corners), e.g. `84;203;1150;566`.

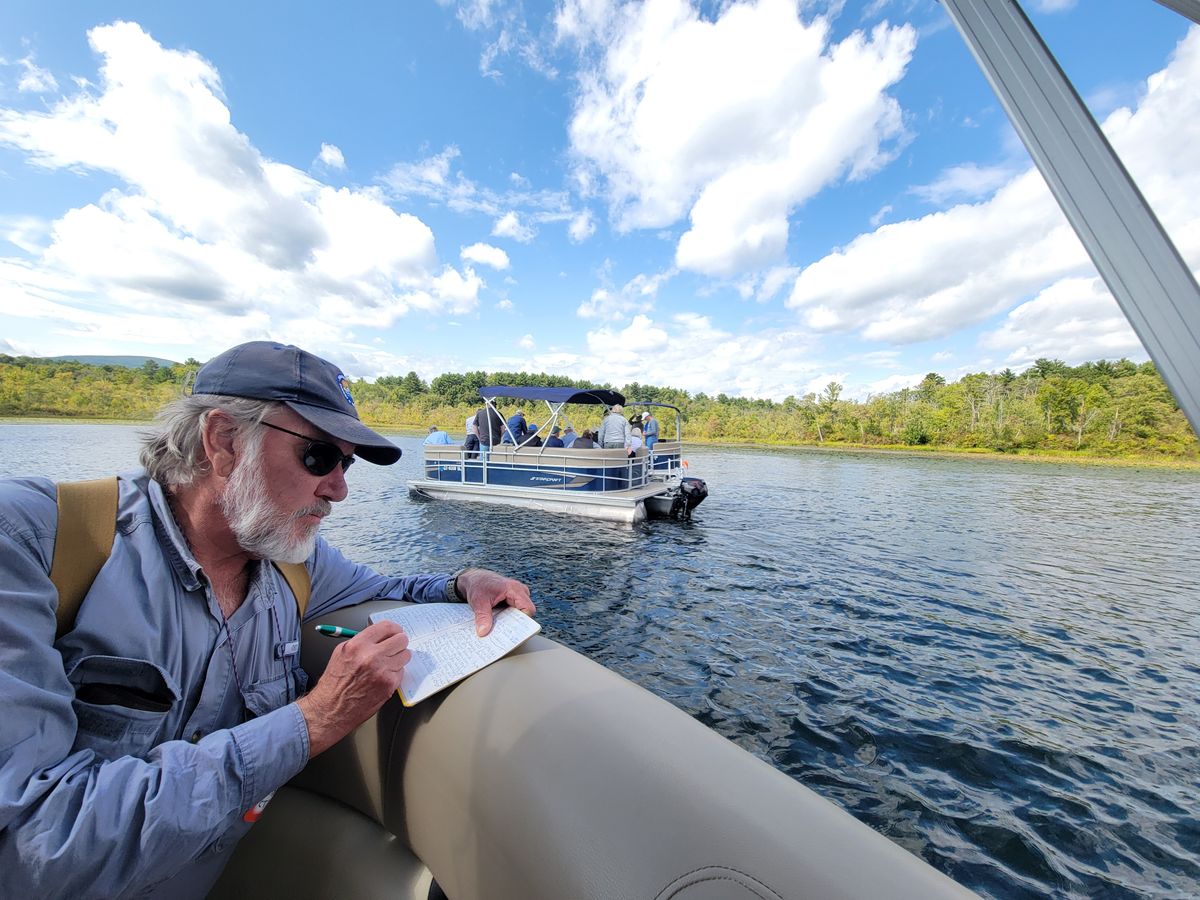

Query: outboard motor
668;476;708;520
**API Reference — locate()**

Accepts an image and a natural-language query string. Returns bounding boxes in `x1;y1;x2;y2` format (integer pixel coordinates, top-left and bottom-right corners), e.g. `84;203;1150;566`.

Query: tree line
2;353;1196;460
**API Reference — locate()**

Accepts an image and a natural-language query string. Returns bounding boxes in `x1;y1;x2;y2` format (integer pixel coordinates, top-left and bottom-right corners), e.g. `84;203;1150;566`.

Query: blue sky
0;0;1194;400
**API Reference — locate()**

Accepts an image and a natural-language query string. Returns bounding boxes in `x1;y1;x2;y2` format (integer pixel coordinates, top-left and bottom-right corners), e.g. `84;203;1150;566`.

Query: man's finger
379;631;410;655
355;620;404;642
507;592;536;616
498;582;535;616
472;602;494;637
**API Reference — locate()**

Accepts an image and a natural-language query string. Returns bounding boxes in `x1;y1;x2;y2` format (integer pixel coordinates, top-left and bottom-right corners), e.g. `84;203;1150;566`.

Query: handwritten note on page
368;603;540;705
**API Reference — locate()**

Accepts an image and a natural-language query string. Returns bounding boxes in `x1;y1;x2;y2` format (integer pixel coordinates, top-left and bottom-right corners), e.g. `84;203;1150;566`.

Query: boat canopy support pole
941;0;1200;434
1153;0;1200;26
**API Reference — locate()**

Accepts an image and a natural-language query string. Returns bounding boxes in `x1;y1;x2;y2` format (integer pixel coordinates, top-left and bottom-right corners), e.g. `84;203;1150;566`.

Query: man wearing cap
423;424;453;445
560;424;578;448
642;410;659;450
544;425;565;448
0;341;534;898
598;403;632;449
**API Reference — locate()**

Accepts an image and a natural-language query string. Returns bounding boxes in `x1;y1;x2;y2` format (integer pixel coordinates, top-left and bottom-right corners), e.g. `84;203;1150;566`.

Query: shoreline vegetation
3;354;1197;469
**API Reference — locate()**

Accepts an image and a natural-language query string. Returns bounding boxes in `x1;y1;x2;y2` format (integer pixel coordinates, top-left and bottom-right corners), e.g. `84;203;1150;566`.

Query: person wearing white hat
641;410;659;450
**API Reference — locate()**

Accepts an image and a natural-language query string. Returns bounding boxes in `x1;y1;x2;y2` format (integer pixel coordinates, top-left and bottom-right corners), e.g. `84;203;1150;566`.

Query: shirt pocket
240;663;306;718
67;654;181;759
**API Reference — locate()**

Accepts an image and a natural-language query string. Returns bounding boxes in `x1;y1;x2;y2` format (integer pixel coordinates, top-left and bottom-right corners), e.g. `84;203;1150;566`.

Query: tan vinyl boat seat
211;600;974;900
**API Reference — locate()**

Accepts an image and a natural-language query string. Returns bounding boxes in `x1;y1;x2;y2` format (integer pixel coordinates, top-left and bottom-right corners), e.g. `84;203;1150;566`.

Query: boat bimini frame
479;385;626;449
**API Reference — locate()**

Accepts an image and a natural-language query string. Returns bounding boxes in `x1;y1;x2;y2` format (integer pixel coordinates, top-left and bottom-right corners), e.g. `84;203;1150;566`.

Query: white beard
220;435;331;564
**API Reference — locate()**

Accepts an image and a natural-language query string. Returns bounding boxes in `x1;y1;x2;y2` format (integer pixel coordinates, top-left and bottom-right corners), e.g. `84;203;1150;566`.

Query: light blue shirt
0;471;452;898
643;415;659;446
423;430;453;445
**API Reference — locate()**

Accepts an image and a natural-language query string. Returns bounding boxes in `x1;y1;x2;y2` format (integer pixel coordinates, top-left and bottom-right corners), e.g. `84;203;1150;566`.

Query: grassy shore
6;414;1198;470
690;438;1200;470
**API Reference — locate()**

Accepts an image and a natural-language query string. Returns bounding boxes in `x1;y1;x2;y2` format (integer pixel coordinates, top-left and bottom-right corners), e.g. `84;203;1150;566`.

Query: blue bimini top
479;386;625;406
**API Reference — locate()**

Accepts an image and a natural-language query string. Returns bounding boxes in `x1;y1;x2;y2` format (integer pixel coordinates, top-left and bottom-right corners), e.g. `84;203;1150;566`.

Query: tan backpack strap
50;477;119;639
274;562;312;619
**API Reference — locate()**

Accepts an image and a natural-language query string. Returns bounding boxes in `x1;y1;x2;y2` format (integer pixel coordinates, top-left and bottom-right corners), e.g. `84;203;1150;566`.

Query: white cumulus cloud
566;0;915;276
461;242;510;269
317;142;346;169
910;163;1017;205
14;54;59;93
492;210;536;242
0;22;477;359
568;209;595;243
787;26;1200;358
979;277;1143;368
579;312;820;399
576;270;670;320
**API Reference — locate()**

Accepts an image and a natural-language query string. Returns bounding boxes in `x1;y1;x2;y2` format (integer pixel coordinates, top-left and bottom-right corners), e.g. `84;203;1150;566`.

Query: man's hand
457;568;535;636
296;621;410;756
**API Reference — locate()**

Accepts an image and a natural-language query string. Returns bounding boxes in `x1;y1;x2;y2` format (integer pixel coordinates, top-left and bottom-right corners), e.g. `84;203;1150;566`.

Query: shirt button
190;730;204;743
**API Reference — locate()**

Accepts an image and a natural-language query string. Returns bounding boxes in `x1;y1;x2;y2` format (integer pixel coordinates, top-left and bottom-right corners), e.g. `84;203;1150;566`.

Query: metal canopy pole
940;0;1200;434
1153;0;1200;26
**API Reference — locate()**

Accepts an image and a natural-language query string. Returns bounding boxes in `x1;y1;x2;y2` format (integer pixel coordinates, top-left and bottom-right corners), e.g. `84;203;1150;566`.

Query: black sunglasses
260;421;356;476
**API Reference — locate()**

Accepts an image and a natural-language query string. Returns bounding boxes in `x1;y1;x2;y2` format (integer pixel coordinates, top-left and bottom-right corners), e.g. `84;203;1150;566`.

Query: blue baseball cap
192;341;401;465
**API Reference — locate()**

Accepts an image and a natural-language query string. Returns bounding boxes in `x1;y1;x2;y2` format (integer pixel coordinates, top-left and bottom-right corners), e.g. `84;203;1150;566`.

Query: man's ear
201;411;241;479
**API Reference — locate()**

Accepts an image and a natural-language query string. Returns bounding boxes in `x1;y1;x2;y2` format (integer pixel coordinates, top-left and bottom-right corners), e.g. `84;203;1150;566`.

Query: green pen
314;624;359;638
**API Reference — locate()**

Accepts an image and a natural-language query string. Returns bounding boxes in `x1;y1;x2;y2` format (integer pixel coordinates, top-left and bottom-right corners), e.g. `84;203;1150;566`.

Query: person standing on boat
474;403;504;457
463;413;480;458
0;341;535;899
599;403;631;449
642;410;659;450
423;425;453;445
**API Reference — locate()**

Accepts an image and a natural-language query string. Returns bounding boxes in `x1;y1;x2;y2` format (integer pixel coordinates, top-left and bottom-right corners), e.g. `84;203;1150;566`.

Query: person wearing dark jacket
502;410;527;444
545;426;565;448
474;405;505;456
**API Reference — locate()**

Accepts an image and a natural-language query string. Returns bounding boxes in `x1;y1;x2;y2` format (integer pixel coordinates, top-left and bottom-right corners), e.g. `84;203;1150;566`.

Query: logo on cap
336;373;355;406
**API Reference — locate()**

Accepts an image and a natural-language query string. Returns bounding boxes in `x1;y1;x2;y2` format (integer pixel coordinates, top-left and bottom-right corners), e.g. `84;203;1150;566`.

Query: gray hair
139;395;282;487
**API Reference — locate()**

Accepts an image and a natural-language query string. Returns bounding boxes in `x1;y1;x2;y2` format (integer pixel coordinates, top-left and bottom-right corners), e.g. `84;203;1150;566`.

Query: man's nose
318;464;349;502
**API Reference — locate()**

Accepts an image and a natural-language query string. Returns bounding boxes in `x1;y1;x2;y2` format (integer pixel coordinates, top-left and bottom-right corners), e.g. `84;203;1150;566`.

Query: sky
0;0;1195;401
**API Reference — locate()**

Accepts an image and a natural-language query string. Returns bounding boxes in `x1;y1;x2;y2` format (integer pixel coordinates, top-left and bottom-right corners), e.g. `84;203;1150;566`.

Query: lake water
3;421;1198;898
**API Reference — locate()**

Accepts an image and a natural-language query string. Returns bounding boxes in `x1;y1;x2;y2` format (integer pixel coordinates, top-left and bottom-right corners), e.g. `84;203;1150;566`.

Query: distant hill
48;355;181;368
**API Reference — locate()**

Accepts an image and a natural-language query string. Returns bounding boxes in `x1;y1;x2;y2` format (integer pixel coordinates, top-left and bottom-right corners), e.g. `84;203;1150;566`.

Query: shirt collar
147;476;206;592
